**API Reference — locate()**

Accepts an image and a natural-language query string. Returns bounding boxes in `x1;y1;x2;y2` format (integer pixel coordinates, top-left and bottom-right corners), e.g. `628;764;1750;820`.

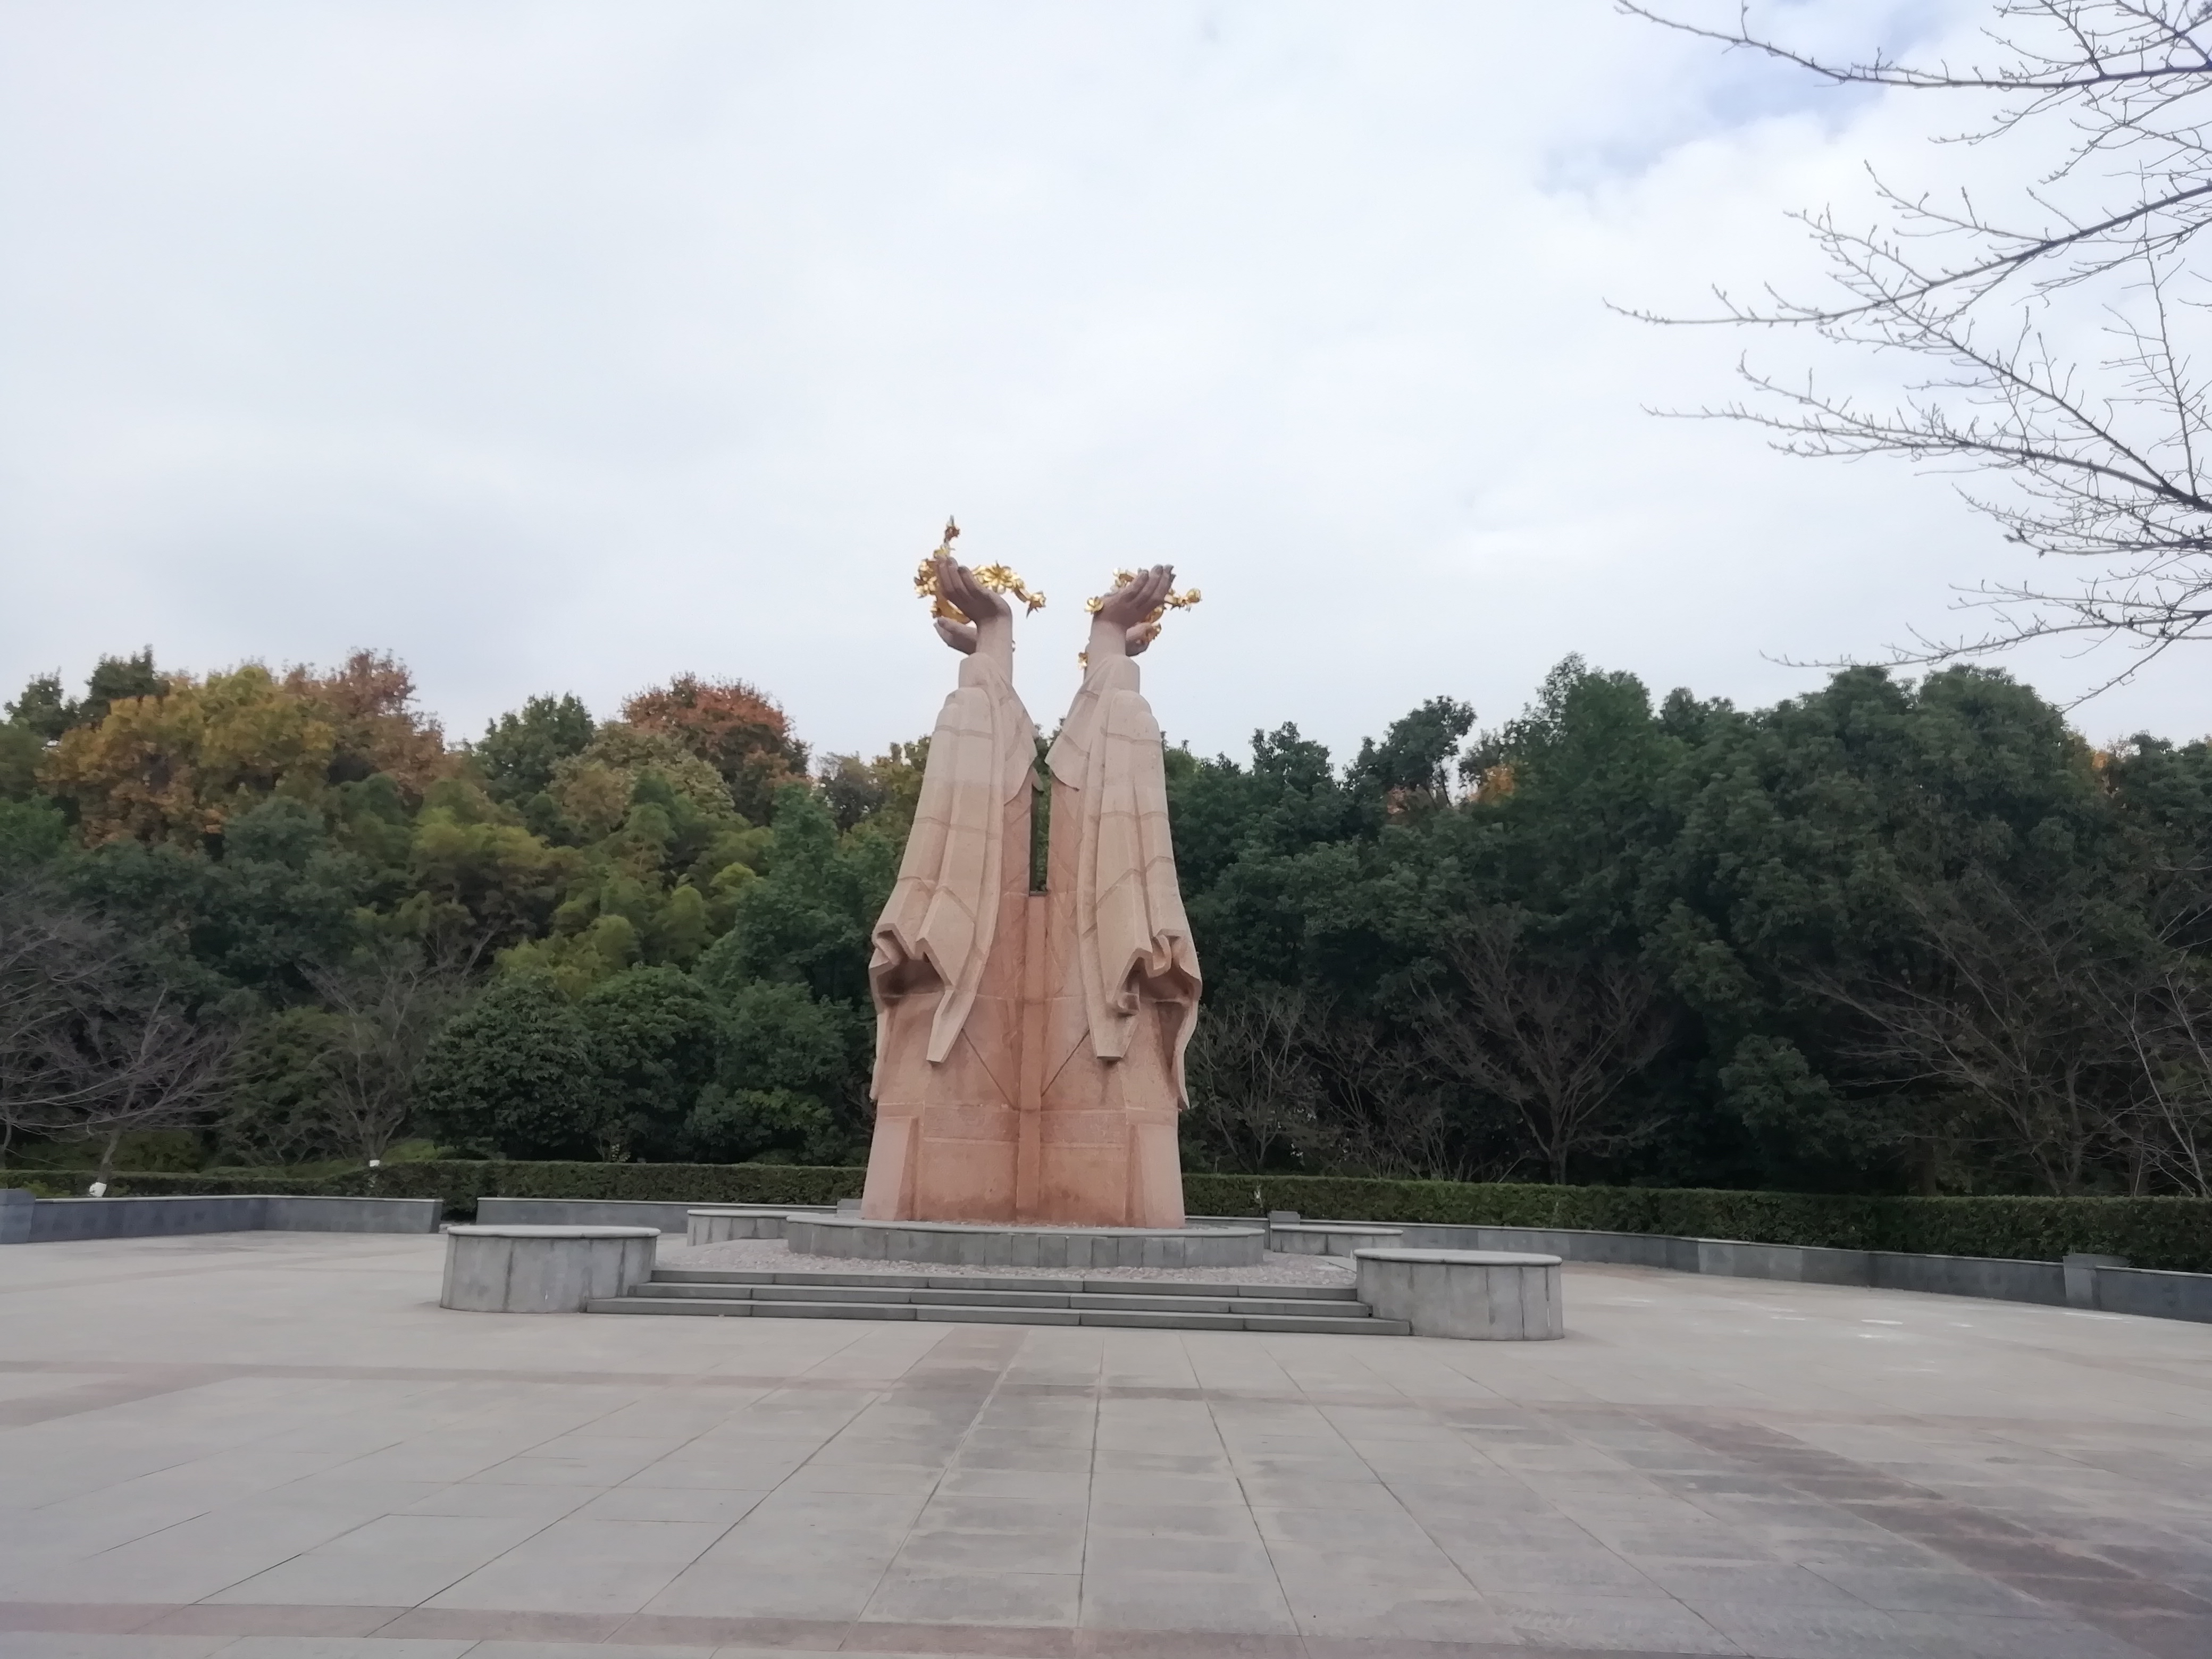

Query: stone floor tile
1250;1505;1433;1549
1633;1561;1869;1606
1077;1571;1296;1634
933;1468;1090;1502
0;1641;229;1659
1083;1531;1273;1577
1085;1499;1260;1539
1881;1610;2173;1659
569;1488;769;1526
1238;1477;1403;1514
425;1556;696;1615
211;1642;473;1658
1484;1589;1742;1654
909;1493;1086;1534
946;1442;1091;1474
1085;1472;1243;1508
203;1514;548;1608
1695;1601;1955;1659
1280;1588;1515;1644
639;1561;892;1621
860;1570;1081;1626
891;1526;1086;1575
1436;1546;1657;1592
1807;1565;2058;1616
617;1456;805;1492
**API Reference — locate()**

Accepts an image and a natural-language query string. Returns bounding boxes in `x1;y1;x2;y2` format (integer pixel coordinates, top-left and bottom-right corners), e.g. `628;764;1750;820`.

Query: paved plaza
1;1233;2208;1659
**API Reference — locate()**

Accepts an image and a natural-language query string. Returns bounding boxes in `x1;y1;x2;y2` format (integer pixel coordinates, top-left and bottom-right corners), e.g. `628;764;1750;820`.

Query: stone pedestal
685;1208;792;1244
1353;1248;1564;1340
1271;1222;1404;1257
784;1214;1263;1270
440;1226;658;1313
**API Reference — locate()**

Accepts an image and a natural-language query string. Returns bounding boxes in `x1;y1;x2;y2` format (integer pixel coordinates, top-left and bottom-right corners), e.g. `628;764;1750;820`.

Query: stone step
584;1293;1409;1335
625;1279;1374;1319
646;1283;1353;1309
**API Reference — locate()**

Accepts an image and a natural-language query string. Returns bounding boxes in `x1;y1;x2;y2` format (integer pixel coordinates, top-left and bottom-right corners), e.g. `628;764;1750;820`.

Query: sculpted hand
931;555;1010;655
1094;565;1175;631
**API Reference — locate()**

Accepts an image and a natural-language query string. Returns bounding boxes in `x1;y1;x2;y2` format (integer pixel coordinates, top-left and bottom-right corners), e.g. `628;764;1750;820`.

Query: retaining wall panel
2093;1264;2212;1322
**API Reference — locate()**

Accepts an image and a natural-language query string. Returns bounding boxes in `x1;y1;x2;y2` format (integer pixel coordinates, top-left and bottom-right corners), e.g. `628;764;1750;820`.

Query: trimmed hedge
58;1164;2212;1273
1185;1175;2212;1274
96;1161;865;1219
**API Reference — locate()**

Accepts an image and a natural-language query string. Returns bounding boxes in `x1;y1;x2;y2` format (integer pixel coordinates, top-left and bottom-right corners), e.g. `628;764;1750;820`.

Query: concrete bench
440;1225;659;1313
1353;1247;1564;1340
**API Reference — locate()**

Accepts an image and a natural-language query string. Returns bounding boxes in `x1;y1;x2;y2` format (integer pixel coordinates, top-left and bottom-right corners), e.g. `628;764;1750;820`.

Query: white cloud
2;0;2199;768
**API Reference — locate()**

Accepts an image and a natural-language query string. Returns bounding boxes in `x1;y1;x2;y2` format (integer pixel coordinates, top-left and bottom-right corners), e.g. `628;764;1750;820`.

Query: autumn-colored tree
41;666;337;847
550;726;732;838
284;650;455;800
622;674;808;821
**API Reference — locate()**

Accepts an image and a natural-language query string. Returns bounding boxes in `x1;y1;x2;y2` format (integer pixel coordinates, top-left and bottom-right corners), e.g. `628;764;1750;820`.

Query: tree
413;973;598;1159
577;966;721;1160
622;674;809;822
284;650;454;800
474;693;596;806
0;881;230;1177
684;979;861;1163
1628;2;2212;685
40;665;337;846
1420;909;1673;1184
305;943;474;1162
1180;986;1335;1172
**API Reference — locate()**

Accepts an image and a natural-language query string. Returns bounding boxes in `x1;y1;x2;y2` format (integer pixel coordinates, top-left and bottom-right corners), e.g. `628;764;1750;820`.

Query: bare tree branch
1626;3;2212;681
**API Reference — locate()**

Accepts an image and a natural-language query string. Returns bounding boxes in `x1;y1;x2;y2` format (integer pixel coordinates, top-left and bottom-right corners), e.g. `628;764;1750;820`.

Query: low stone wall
0;1191;439;1243
2094;1263;2212;1321
686;1207;792;1243
783;1215;1266;1269
474;1197;835;1233
1375;1219;2202;1319
1271;1222;1404;1257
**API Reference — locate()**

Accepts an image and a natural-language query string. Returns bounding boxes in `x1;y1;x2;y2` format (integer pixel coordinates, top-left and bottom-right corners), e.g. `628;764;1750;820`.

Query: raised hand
931;554;1015;665
932;555;1011;655
1094;565;1176;631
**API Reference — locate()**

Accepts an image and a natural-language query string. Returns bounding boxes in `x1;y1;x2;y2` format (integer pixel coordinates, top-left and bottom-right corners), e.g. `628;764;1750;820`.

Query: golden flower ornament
1086;568;1201;649
912;518;1046;619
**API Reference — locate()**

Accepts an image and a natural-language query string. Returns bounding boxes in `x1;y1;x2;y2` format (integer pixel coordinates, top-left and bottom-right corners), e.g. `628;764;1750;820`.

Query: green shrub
1181;1175;2212;1273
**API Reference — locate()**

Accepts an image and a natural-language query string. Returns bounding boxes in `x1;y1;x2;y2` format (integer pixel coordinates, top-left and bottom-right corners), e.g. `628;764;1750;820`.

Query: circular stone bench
782;1214;1264;1270
686;1207;797;1244
440;1226;659;1313
1270;1222;1404;1257
1353;1249;1564;1340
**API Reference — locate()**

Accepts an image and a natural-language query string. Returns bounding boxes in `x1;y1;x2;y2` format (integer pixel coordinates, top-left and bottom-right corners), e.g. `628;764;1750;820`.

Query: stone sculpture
862;533;1201;1227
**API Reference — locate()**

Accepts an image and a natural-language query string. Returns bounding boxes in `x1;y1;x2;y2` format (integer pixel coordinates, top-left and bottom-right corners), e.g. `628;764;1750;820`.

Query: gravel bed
657;1235;1358;1285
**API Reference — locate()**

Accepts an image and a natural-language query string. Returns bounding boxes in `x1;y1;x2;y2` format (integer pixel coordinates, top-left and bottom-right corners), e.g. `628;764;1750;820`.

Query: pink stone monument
862;533;1201;1227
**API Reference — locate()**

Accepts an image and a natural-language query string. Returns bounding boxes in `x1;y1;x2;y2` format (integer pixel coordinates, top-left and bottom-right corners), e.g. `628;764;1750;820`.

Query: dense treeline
3;646;2208;1199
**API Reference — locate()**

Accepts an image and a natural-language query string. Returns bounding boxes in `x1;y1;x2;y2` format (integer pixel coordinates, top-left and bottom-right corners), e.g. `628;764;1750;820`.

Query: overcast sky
3;0;2200;768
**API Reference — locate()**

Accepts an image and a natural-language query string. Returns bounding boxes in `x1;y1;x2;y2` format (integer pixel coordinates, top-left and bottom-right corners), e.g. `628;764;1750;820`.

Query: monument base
782;1213;1263;1270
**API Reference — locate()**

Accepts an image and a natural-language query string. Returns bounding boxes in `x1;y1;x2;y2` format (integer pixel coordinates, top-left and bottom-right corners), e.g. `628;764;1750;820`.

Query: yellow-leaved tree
42;666;337;846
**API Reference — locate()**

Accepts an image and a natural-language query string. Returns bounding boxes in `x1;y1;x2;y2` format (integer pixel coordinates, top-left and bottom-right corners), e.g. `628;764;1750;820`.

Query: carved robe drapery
866;653;1036;1086
860;653;1037;1222
1045;654;1202;1101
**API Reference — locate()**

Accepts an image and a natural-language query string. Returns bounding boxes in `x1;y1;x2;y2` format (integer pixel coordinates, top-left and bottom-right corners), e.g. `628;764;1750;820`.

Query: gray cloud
3;0;2196;767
